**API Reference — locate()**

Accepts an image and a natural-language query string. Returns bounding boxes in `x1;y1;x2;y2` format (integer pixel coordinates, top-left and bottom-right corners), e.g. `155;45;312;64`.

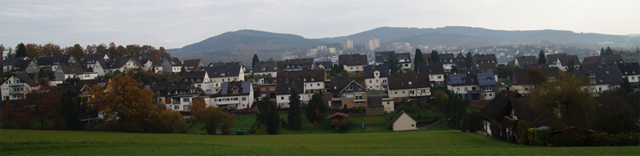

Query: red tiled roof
326;112;350;119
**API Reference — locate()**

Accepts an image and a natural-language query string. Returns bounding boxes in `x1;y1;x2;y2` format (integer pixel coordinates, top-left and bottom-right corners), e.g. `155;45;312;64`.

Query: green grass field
2;129;638;155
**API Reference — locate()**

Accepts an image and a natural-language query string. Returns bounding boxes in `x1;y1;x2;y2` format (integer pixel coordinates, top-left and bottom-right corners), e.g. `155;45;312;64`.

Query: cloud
1;0;638;49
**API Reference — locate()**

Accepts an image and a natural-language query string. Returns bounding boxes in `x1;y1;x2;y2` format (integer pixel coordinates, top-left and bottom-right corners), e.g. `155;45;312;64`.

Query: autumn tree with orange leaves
88;75;157;132
191;99;235;135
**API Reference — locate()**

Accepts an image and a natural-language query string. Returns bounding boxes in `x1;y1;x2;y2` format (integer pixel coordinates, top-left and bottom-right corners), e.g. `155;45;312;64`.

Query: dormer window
346;86;353;90
408;81;412;85
232;88;239;94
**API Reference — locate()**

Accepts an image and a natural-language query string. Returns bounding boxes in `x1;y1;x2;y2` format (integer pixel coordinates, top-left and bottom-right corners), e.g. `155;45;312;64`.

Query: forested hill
168;29;325;56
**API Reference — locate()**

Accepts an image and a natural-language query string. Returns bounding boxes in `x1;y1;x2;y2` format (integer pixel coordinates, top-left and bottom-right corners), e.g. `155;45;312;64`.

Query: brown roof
387;73;430;90
277;69;326;82
339;54;368;66
467;100;491;108
594;95;637;116
182;59;202;69
326;112;350;119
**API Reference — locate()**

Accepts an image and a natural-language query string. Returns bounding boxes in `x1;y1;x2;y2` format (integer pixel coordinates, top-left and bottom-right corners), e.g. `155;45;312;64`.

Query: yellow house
391;110;417;132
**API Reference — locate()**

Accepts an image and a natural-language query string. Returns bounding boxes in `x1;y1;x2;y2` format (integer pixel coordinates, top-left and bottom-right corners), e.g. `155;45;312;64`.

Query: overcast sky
1;0;638;49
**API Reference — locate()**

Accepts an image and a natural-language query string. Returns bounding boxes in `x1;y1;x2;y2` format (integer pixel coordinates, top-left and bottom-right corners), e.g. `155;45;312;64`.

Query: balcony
10;91;24;95
217;100;240;105
409;92;431;97
9;83;24;87
332;98;342;101
353;99;366;102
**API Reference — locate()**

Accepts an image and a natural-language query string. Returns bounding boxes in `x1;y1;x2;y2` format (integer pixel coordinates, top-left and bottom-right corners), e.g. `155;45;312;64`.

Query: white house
1;73;39;101
339;54;368;73
209;81;254;110
363;64;389;91
391;110;417;131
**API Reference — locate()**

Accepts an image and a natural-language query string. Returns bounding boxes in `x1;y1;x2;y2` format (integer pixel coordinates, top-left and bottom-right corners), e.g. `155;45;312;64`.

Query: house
37;57;60;72
375;51;412;70
474;69;498;100
181;71;209;89
149;81;200;112
391;110;417;132
514;56;538;68
103;58;141;74
54;63;84;81
476;90;537;138
204;62;245;83
2;57;28;72
511;67;559;95
388;73;431;102
82;54;109;73
326;77;368;109
339;54;368;73
573;66;623;93
78;79;107;101
275;78;305;108
161;57;183;73
438;53;456;72
382;98;395;113
582;55;624;66
616;63;639;84
257;84;276;99
209;81;254;110
315;61;333;70
447;73;479;100
283;58;314;71
182;59;205;72
277;69;326;95
416;62;445;86
134;57;154;71
363;64;389;91
1;72;39;101
10;59;40;74
253;60;278;78
555;55;581;71
473;54;497;64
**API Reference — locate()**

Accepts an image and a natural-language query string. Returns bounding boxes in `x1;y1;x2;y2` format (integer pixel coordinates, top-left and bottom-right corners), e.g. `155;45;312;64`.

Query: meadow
2;129;638;155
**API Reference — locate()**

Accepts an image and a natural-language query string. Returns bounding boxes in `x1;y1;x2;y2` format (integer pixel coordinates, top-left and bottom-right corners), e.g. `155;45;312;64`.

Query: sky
1;0;639;49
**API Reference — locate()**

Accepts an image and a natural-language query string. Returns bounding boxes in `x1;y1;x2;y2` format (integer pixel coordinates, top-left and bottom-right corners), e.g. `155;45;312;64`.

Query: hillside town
1;42;639;146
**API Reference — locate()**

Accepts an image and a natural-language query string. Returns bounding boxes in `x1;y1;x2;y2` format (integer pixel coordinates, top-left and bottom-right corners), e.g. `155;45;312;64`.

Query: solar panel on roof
241;81;251;93
220;82;229;95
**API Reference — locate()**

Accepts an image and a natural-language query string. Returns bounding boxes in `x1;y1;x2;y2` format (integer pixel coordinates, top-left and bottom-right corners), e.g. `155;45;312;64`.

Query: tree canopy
465;51;473;69
257;97;279;134
384;52;401;75
538;50;546;64
287;86;302;130
530;72;595;130
15;43;27;57
430;50;440;62
305;93;327;125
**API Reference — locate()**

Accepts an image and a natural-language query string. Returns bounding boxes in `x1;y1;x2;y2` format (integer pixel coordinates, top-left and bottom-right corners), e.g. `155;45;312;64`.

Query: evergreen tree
465;51;473;69
605;46;614;55
287;86;302;130
252;54;260;74
600;47;605;55
567;59;575;73
414;49;425;64
414;49;425;72
384;52;401;74
305;93;327;125
538;50;547;64
15;43;27;57
431;50;440;62
257;97;279;134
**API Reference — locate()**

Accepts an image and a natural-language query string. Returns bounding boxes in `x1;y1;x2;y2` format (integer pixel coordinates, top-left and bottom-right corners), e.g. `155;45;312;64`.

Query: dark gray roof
183;59;202;69
211;81;252;97
328;77;361;93
473;54;497;63
583;55;624;65
314;61;333;70
574;66;623;85
416;62;445;75
134;58;151;66
516;56;538;67
476;90;524;122
83;54;107;64
363;64;389;79
166;57;183;66
546;53;567;65
339;54;368;66
447;73;477;86
616;63;639;76
148;81;198;97
0;72;38;86
439;54;455;62
2;57;27;66
388;73;431;90
59;63;84;74
275;78;304;95
557;55;581;66
283;58;314;70
104;58;136;69
204;62;242;78
471;63;498;74
11;60;34;72
254;60;278;73
182;71;207;83
37;57;59;66
374;51;411;63
277;69;326;82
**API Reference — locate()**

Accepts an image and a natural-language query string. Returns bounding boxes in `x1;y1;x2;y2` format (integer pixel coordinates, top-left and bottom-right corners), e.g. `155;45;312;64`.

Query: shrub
528;128;551;146
280;118;287;128
460;112;481;132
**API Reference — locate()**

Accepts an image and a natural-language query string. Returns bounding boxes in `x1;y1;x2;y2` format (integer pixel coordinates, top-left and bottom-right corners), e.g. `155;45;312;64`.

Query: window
402;91;405;94
411;124;415;127
281;97;284;100
183;98;188;102
394;91;398;95
376;80;379;83
386;101;390;104
174;106;179;110
242;97;246;101
409;90;414;95
355;95;363;100
317;83;320;86
346;86;353;90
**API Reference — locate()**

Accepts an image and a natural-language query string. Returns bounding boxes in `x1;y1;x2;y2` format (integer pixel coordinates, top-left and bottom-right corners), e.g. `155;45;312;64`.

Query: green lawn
187;115;257;135
1;129;637;155
501;78;512;86
250;113;391;134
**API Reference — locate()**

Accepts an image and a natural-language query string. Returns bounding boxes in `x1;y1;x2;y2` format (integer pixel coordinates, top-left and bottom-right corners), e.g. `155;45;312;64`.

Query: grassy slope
2;129;638;155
